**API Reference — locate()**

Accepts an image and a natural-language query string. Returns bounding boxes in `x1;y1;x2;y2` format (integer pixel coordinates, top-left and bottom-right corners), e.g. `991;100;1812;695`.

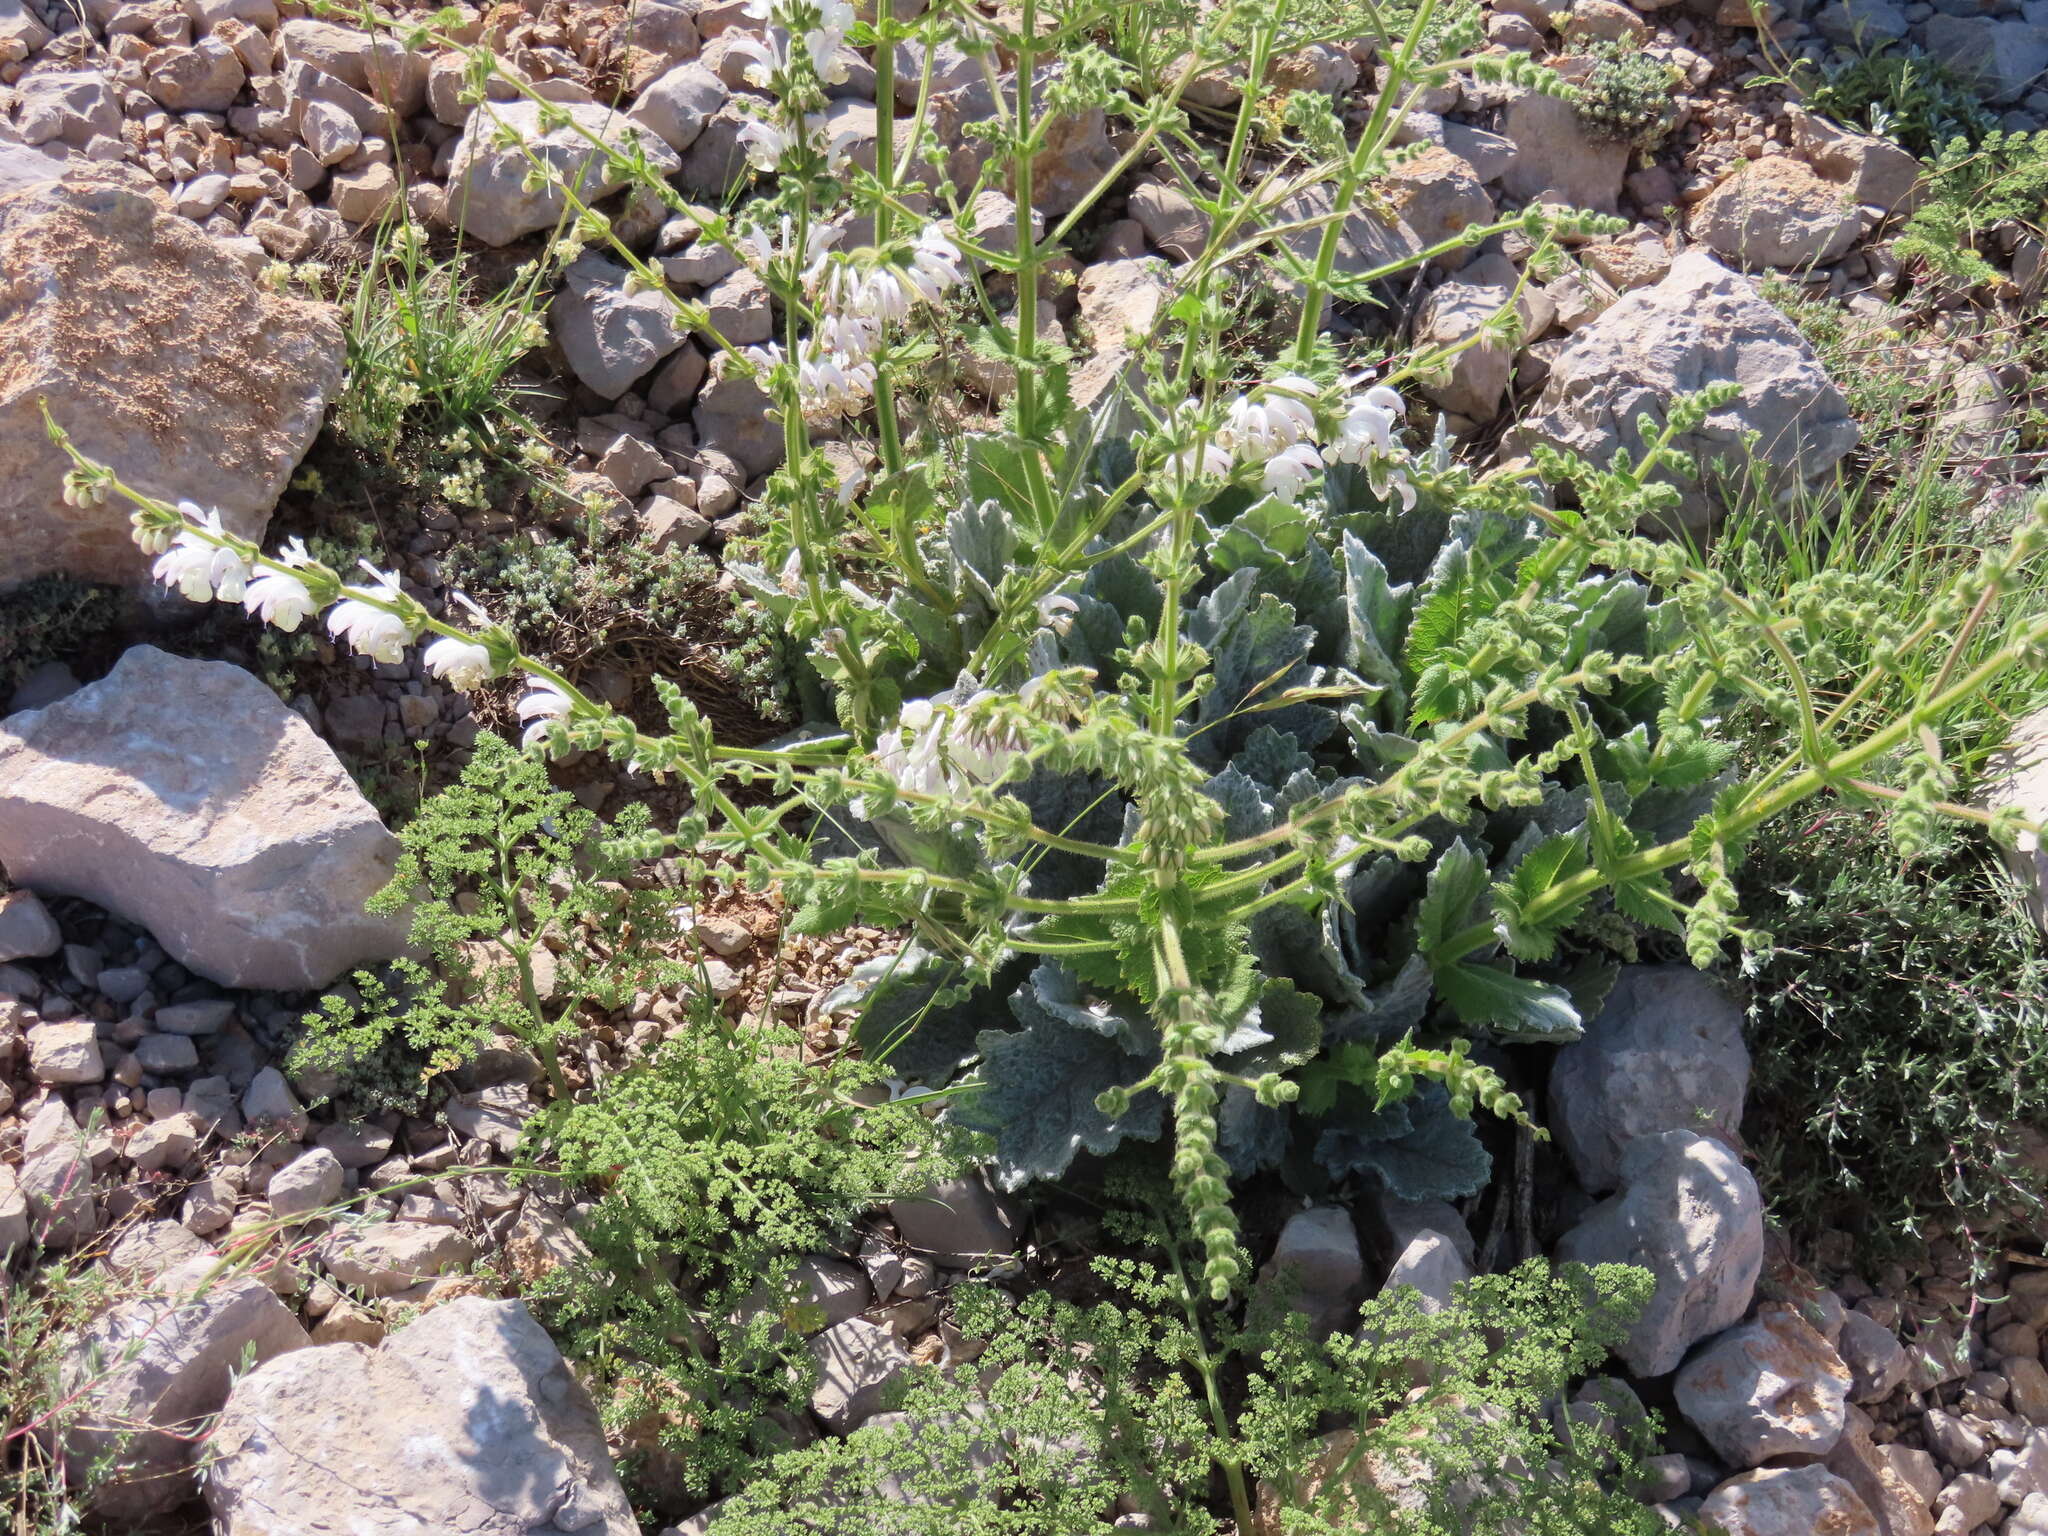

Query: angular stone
1825;1406;1934;1536
1499;88;1629;212
1127;181;1208;260
146;38;246;112
1517;250;1858;534
551;252;691;399
267;1147;343;1221
1699;1465;1878;1536
55;1260;307;1520
27;1016;102;1084
321;1222;475;1297
629;61;728;153
1554;1129;1763;1377
0;889;60;961
887;1175;1024;1267
0;648;407;991
1993;1429;2048;1505
205;1298;636;1535
0;160;343;588
1789;109;1922;213
1382;1228;1473;1315
0;1163;26;1255
105;1219;212;1283
1675;1304;1852;1466
1548;964;1750;1194
1259;1206;1365;1330
446;100;681;247
809;1316;912;1434
1839;1309;1911;1404
1383;146;1493;270
242;1067;309;1140
133;1033;199;1075
1689;157;1862;270
1412;250;1525;422
1921;14;2048;104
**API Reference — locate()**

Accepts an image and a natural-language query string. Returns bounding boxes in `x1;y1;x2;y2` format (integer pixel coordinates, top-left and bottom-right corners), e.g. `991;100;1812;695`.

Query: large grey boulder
1547;964;1749;1193
1697;1465;1879;1536
0;152;342;588
55;1259;308;1521
445;100;680;247
1517;249;1858;533
206;1298;638;1535
0;647;409;991
1675;1304;1853;1467
1554;1129;1763;1377
628;61;729;154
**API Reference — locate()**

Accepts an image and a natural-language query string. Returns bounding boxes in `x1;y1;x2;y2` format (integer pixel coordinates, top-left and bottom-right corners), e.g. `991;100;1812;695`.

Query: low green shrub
1801;45;1995;157
1574;41;1682;149
0;574;117;697
1741;813;2048;1249
1894;130;2048;286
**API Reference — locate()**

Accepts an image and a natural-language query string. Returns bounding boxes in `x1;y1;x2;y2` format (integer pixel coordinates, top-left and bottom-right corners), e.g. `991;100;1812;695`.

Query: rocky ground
5;0;2048;1531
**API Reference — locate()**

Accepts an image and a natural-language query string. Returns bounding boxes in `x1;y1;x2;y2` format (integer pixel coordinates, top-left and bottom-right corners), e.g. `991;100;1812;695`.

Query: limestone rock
0;889;60;961
321;1222;475;1296
205;1297;637;1535
809;1316;912;1433
446;100;680;247
0;648;407;991
1984;707;2048;934
1689;157;1862;270
1839;1309;1912;1404
0;156;342;588
1547;964;1749;1194
552;252;692;399
1675;1304;1852;1466
0;1163;26;1255
1699;1465;1879;1536
1382;1228;1473;1314
267;1147;344;1221
1517;250;1858;533
1127;181;1208;259
628;61;728;153
1499;88;1629;212
1921;14;2048;104
56;1261;308;1521
887;1175;1023;1267
1259;1206;1365;1330
1412;250;1526;422
1789;109;1922;213
1554;1129;1763;1377
1383;146;1494;270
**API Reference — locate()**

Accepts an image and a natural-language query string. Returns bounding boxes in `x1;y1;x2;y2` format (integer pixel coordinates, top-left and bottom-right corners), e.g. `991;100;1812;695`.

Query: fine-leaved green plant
294;731;682;1104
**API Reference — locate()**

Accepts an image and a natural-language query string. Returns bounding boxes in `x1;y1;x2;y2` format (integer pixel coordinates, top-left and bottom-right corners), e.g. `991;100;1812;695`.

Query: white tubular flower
737;115;819;171
806;25;848;82
1218;375;1320;462
1038;593;1079;637
242;568;316;632
834;457;868;507
1261;441;1325;505
853;265;916;325
796;347;875;415
907;227;965;297
152;537;218;603
517;677;575;750
723;32;780;87
814;310;879;364
326;566;415;664
1329;384;1406;465
1165;442;1235;484
423;636;495;690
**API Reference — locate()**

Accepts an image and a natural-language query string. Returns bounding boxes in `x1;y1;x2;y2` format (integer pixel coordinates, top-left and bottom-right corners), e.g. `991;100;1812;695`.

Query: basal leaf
1413;838;1490;959
950;1016;1162;1189
1491;831;1590;963
1434;961;1583;1042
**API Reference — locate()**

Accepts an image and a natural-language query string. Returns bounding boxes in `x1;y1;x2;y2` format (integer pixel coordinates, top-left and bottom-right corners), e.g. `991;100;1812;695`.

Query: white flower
152;537;219;603
325;565;415;664
795;347;875;415
815;309;879;363
1329;384;1406;465
907;226;965;297
1218;375;1320;462
423;636;495;690
834;457;868;506
1038;593;1079;636
517;677;575;750
1261;441;1324;505
242;568;316;632
736;116;803;171
1165;442;1235;484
